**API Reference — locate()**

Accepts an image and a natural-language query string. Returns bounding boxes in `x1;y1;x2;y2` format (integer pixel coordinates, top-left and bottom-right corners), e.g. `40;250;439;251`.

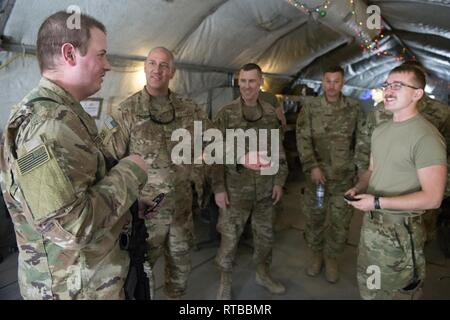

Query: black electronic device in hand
344;194;360;202
148;193;165;212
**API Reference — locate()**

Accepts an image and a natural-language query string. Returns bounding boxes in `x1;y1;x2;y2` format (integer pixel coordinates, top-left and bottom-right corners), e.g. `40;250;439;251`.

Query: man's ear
61;43;77;66
169;67;176;80
414;88;425;101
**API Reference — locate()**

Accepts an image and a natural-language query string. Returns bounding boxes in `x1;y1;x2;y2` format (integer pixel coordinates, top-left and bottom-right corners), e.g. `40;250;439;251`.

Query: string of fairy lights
348;0;414;61
287;0;331;18
287;0;414;62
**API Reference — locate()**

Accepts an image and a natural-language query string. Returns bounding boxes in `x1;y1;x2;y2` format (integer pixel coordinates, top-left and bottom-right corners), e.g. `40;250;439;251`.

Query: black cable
403;219;421;290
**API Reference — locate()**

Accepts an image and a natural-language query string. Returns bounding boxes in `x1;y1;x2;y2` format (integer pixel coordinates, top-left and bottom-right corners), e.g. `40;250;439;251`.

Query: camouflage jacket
0;78;148;300
355;95;450;194
296;95;363;180
211;98;288;192
102;88;216;220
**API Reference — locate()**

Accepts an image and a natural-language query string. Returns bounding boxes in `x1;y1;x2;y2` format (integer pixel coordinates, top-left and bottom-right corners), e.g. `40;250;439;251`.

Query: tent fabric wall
0;53;229;129
1;0;449;130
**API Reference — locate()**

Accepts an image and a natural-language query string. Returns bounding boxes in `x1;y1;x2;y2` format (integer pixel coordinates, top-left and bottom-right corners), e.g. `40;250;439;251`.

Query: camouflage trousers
357;213;426;300
215;195;275;272
145;204;194;298
302;179;353;258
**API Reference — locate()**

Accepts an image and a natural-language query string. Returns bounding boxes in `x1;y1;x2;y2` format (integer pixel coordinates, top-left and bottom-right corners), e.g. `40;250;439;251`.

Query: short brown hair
37;11;106;72
389;65;426;89
240;63;263;77
402;60;427;78
324;66;344;77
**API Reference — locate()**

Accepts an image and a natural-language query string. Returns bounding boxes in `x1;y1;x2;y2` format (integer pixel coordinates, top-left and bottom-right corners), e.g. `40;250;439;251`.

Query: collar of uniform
237;97;268;123
239;97;257;108
320;94;347;110
137;87;191;118
39;77;79;107
137;87;174;114
39;78;99;137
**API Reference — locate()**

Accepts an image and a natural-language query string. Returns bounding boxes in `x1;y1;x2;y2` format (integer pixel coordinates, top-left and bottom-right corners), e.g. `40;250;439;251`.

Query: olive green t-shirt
368;114;446;214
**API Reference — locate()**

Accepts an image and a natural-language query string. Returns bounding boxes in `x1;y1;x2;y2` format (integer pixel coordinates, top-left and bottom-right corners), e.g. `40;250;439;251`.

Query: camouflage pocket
16;145;76;223
311;116;326;135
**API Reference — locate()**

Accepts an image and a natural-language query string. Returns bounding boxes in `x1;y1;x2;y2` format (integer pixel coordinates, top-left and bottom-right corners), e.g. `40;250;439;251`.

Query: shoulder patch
104;116;118;130
98;116;119;146
17;145;50;175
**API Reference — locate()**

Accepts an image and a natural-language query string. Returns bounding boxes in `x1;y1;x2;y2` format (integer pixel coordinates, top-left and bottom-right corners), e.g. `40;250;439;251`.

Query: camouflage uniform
355;96;450;240
358;213;426;299
0;78;147;300
357;115;446;299
296;95;363;258
212;98;288;272
102;88;215;298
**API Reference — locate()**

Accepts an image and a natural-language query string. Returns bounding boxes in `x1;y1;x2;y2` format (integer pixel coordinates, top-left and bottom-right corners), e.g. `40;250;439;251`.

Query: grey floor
1;173;450;300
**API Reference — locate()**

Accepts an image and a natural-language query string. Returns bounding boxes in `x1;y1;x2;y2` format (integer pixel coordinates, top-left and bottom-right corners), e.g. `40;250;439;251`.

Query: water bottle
316;183;325;209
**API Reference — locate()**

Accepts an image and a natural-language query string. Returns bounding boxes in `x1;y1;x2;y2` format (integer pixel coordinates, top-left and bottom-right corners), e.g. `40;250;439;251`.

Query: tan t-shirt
368;114;446;214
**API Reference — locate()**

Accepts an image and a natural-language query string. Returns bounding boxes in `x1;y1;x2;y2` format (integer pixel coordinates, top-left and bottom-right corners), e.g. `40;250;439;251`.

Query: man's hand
344;187;359;197
138;196;161;220
239;151;271;171
215;192;230;209
125;154;147;172
311;167;326;185
346;194;375;211
272;185;283;205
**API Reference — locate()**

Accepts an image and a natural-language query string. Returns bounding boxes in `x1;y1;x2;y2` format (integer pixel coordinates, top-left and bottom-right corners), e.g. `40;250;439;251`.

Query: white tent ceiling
0;0;449;127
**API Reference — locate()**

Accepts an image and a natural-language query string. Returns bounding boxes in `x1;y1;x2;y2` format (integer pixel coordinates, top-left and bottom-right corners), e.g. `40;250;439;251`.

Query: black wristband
374;196;381;210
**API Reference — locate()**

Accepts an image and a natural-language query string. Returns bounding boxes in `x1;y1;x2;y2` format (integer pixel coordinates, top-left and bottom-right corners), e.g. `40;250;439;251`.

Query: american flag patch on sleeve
104;116;118;130
17;145;50;175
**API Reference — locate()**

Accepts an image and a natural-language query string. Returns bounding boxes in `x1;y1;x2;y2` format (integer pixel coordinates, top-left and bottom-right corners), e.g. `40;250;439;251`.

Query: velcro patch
104;116;118;130
95;130;108;145
17;145;50;175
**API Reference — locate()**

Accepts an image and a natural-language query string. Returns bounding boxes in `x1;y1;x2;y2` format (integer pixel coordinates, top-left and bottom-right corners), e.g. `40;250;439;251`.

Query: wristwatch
374;196;381;210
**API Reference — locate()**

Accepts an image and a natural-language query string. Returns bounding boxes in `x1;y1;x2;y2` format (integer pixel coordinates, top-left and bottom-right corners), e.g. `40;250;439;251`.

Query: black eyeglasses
381;82;421;91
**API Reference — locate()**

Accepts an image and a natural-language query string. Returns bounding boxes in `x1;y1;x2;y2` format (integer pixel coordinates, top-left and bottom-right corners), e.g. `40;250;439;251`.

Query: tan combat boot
217;271;232;300
306;249;323;277
324;256;339;283
255;264;286;295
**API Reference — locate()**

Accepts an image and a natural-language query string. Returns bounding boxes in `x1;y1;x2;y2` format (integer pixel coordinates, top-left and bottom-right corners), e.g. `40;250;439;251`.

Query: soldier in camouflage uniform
346;65;447;299
296;66;363;283
102;47;216;299
212;63;288;300
259;91;288;130
355;63;450;242
0;12;149;300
